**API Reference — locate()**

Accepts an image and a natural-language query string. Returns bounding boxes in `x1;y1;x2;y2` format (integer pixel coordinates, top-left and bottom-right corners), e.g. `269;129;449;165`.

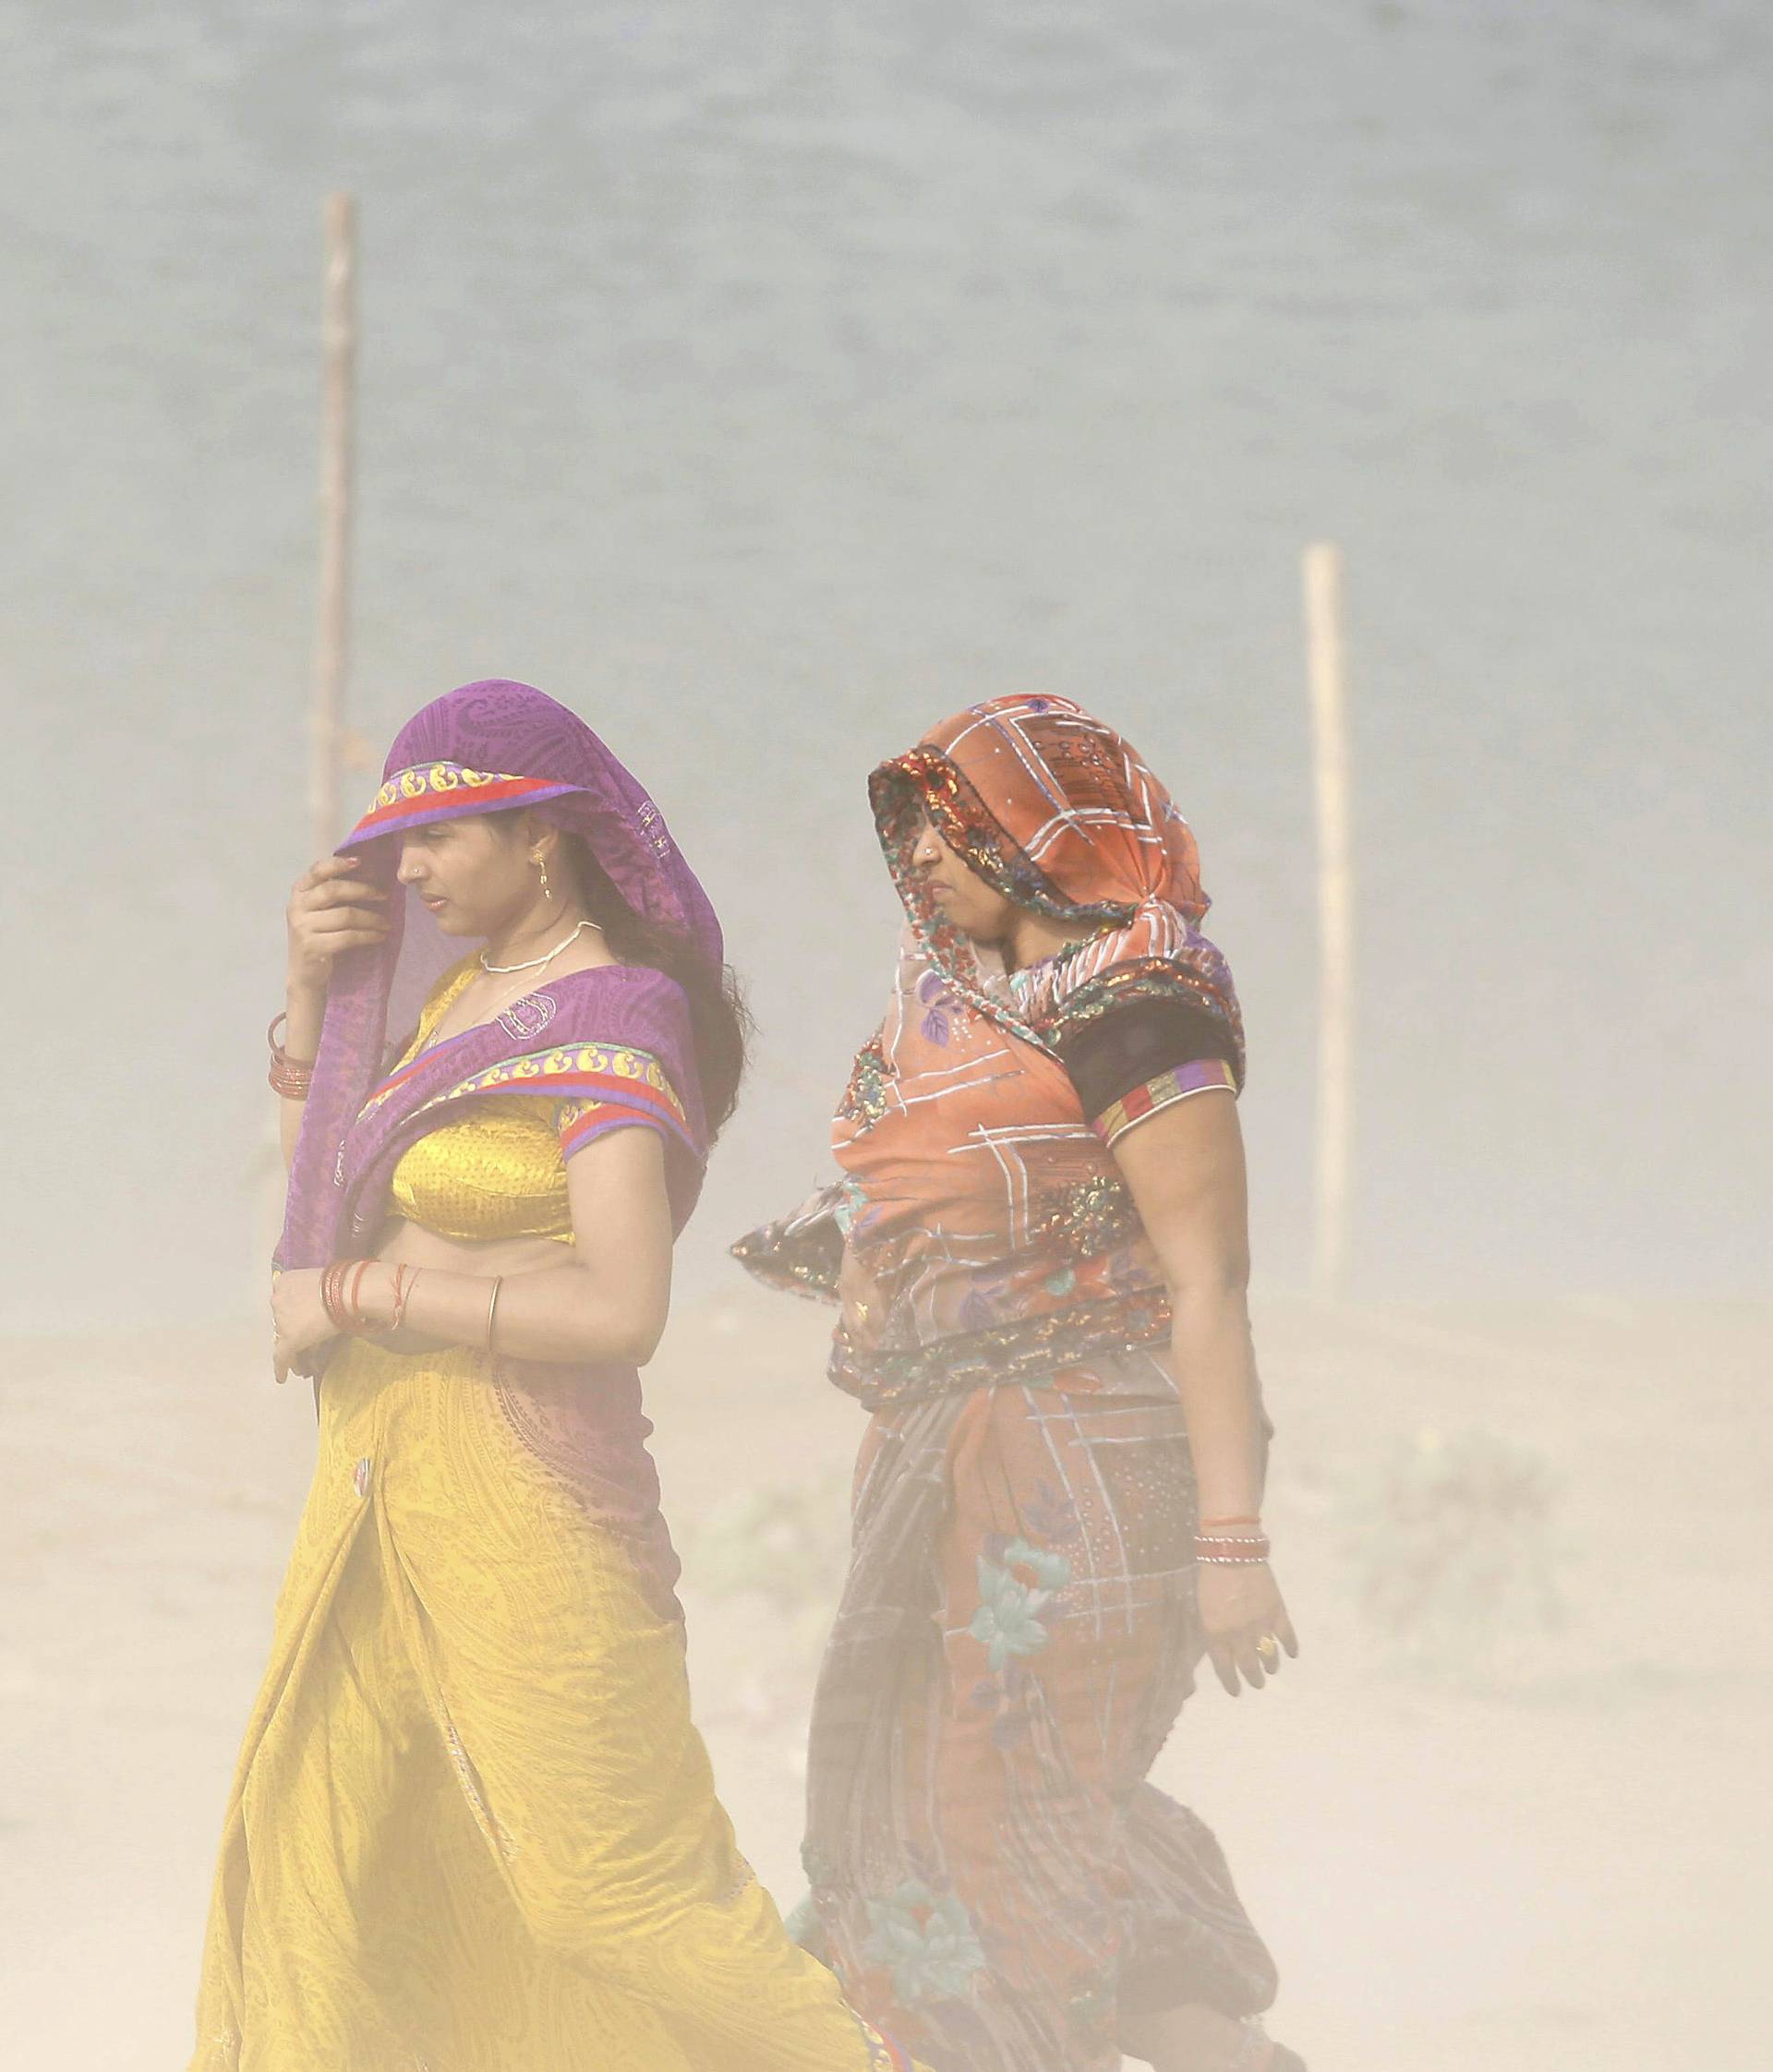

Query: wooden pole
309;193;356;858
1303;541;1356;1299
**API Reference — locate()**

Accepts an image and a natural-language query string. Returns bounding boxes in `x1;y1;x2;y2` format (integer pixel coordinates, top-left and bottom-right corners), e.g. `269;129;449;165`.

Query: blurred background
2;4;1767;2068
3;0;1769;1321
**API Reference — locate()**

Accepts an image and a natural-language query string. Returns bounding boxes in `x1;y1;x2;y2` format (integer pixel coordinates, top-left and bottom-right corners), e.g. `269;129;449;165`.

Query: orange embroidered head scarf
762;694;1244;1407
866;693;1243;1058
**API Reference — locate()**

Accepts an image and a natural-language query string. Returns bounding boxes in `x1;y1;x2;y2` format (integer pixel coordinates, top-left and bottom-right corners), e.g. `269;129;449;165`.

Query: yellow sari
192;972;916;2071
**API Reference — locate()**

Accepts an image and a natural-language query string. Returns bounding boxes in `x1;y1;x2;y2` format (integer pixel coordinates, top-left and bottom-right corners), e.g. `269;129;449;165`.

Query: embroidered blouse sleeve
1056;998;1239;1150
550;1044;697;1163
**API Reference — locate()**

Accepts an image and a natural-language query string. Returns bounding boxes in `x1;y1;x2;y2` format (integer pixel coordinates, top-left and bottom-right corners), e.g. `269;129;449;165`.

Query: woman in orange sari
738;695;1303;2072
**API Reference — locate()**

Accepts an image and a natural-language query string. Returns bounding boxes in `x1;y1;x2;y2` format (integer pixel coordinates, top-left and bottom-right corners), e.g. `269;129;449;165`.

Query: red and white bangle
1194;1526;1272;1565
268;1014;316;1101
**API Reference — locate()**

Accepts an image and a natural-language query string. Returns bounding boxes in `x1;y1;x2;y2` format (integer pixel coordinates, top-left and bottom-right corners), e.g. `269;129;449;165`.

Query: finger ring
1255;1633;1281;1668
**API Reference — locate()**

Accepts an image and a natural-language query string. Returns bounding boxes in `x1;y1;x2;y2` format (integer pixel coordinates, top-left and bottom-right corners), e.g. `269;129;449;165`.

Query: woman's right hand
285;856;390;996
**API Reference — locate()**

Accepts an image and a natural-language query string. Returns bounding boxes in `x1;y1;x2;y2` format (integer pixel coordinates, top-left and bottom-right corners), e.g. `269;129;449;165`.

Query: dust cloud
1;6;1767;2066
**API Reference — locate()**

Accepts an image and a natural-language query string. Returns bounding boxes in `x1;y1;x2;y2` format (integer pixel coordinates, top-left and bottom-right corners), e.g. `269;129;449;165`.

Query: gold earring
534;851;552;901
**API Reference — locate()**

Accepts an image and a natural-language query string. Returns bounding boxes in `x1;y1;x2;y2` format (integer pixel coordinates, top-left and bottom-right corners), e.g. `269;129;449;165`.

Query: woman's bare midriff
374;1218;572;1280
362;1219;573;1355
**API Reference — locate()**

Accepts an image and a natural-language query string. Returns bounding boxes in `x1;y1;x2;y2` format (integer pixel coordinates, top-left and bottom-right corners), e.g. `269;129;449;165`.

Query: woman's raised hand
1197;1561;1299;1697
286;857;390;996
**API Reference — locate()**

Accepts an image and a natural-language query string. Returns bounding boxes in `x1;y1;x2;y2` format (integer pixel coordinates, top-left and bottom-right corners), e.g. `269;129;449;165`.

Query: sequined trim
730;1191;847;1302
874;746;1135;931
831;1284;1173;1408
1031;1173;1143;1259
1092;1059;1237;1149
1035;952;1243;1067
837;1032;892;1131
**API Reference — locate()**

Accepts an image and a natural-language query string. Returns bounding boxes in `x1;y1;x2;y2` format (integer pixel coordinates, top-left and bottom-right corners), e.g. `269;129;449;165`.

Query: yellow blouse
382;963;584;1245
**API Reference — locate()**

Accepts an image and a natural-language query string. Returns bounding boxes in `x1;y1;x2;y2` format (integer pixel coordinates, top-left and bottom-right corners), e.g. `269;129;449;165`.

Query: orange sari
739;697;1275;2071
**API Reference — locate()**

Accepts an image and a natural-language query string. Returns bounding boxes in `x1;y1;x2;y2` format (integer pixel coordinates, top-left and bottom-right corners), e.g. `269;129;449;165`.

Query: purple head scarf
278;681;723;1271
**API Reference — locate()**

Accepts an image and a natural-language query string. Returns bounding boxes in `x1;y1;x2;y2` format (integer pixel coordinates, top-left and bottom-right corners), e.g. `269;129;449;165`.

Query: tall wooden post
310;193;356;858
1303;541;1356;1299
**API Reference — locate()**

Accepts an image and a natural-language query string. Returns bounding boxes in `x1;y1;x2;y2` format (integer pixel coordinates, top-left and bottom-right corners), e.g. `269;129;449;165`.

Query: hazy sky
3;0;1768;1329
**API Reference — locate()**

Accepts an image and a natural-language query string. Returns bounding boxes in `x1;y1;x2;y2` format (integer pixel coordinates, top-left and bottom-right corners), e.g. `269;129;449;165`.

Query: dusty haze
1;5;1768;2069
2;0;1768;1323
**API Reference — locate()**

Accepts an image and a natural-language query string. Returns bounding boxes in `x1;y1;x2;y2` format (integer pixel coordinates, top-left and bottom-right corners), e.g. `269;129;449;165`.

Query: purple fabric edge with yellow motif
369;1038;698;1167
343;761;583;845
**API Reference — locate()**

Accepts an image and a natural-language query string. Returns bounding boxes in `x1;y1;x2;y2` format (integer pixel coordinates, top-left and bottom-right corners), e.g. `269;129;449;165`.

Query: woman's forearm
350;1258;668;1367
277;982;327;1172
1167;1285;1268;1522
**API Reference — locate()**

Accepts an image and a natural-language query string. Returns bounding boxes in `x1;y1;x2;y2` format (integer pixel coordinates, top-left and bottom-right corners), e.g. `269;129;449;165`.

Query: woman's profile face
911;814;1019;944
396;813;535;936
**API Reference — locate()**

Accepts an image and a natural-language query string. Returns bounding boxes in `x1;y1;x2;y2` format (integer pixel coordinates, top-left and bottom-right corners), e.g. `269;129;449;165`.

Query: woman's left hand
1197;1560;1299;1696
271;1268;335;1384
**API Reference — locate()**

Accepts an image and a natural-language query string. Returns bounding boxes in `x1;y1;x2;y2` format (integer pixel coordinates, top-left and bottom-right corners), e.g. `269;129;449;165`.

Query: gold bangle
485;1273;504;1355
388;1264;417;1335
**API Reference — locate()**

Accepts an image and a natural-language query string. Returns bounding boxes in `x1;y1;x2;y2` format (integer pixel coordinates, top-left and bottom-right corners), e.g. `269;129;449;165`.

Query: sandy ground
3;1287;1767;2069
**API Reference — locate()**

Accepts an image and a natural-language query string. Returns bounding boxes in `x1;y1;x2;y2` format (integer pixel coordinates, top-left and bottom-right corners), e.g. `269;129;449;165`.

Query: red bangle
268;1014;316;1100
320;1260;354;1333
1200;1514;1262;1529
346;1259;375;1333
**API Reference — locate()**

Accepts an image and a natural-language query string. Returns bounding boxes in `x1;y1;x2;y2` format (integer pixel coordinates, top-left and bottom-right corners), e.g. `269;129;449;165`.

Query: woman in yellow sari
191;681;921;2072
